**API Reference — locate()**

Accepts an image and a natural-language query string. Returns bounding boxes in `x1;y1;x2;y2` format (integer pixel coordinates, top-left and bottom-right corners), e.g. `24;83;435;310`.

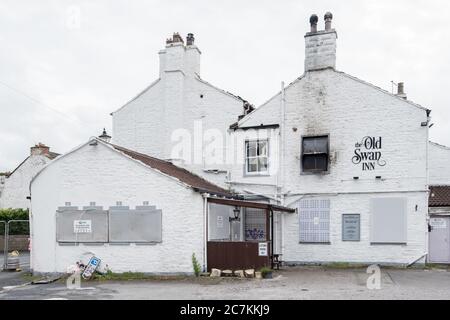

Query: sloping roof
8;150;60;178
47;151;60;160
195;76;247;103
111;78;161;115
429;141;450;150
109;142;232;196
429;186;450;207
233;68;430;128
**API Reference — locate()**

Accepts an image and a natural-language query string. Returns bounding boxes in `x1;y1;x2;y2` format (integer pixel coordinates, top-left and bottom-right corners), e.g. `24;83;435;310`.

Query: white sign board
258;242;268;257
217;216;224;228
431;218;447;229
313;217;320;225
73;220;92;234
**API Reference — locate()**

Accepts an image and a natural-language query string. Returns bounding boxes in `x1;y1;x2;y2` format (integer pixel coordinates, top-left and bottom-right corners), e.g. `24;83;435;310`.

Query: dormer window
245;140;269;175
301;135;329;173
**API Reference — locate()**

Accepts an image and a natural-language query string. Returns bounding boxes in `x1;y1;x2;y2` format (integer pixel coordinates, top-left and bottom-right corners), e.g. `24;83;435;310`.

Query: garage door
429;216;450;264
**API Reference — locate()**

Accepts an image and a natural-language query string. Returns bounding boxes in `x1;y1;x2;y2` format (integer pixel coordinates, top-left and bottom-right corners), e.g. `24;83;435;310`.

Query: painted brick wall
112;41;245;175
428;142;450;186
283;193;427;265
0;155;52;209
305;30;337;71
229;68;429;264
30;142;205;274
233;69;429;193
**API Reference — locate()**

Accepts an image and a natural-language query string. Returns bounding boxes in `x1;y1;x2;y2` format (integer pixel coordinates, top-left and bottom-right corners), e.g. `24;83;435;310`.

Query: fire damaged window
301;136;329;173
245;140;269;175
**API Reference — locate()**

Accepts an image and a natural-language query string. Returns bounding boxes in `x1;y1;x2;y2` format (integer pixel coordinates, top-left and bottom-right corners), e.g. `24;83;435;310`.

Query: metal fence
1;220;29;271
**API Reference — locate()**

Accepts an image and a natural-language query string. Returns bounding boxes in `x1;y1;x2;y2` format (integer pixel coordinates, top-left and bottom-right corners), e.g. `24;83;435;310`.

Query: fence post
3;223;8;270
0;221;5;270
4;220;29;271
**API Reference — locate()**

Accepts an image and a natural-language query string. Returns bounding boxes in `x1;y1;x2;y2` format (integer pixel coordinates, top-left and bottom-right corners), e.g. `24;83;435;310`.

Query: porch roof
430;186;450;207
208;197;296;213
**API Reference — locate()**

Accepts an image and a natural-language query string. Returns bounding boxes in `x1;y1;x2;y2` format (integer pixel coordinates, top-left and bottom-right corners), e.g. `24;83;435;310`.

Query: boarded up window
299;199;330;243
371;198;407;244
56;209;108;243
109;207;162;243
56;206;162;243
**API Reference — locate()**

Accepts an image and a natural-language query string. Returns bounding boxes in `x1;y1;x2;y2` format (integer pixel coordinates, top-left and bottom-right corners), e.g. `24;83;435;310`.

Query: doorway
429;216;450;263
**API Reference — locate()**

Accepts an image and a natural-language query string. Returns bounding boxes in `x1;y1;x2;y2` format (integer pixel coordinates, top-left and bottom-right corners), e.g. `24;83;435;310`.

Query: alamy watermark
366;264;381;290
169;121;280;171
66;5;81;30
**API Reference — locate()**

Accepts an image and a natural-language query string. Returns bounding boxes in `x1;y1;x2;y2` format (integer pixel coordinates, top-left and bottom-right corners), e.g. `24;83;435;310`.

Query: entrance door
429;216;450;263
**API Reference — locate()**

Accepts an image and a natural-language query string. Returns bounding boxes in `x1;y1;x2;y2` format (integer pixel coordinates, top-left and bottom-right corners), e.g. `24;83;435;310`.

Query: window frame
244;139;270;176
301;134;330;174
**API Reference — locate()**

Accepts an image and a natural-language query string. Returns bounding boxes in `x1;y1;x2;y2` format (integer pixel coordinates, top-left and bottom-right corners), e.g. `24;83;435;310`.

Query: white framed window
245;140;269;175
299;199;330;243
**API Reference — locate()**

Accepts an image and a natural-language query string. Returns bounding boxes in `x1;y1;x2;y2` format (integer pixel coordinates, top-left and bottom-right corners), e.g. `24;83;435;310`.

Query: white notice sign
313;217;320;225
74;220;92;233
217;216;224;228
431;218;447;229
258;242;268;257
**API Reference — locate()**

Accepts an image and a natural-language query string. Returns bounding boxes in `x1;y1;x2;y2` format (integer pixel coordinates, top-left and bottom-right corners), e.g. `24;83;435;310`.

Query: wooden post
266;208;271;268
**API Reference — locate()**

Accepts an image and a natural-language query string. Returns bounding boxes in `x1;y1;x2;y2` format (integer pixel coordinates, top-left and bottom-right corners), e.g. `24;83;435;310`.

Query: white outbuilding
30;137;232;274
0;143;59;210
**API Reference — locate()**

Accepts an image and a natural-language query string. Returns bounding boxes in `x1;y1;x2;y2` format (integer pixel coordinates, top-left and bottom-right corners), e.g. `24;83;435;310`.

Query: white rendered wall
30;142;204;274
233;69;429;194
0;155;52;209
428;142;450;186
112;44;244;170
283;192;428;265
230;68;429;264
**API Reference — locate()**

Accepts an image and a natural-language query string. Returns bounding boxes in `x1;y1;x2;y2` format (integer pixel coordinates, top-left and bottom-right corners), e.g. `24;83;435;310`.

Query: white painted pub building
30;13;450;274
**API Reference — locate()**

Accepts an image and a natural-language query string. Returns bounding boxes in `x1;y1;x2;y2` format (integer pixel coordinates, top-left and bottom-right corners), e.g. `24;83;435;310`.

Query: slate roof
47;151;60;160
110;143;232;197
429;186;450;207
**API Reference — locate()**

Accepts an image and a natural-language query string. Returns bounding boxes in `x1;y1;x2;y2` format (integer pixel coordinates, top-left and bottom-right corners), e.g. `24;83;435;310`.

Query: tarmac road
1;265;450;300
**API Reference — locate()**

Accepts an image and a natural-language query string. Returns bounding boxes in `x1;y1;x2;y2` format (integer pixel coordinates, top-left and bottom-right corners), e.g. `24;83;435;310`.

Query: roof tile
429;186;450;207
110;143;231;196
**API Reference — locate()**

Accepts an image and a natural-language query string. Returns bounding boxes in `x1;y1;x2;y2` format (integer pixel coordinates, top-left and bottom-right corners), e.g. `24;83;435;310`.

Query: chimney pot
397;82;407;99
172;32;184;44
310;14;318;33
30;143;50;156
324;12;333;31
304;12;337;71
186;33;195;46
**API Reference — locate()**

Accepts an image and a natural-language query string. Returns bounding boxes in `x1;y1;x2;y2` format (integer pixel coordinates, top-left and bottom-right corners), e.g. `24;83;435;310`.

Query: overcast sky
0;0;449;171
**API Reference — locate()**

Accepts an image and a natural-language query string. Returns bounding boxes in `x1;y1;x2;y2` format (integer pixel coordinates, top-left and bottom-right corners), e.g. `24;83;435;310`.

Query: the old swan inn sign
352;136;386;171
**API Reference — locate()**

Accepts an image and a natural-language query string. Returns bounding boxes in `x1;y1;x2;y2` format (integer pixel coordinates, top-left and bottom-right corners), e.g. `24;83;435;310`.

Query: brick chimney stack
158;32;201;78
304;12;337;72
396;82;407;100
30;143;50;156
